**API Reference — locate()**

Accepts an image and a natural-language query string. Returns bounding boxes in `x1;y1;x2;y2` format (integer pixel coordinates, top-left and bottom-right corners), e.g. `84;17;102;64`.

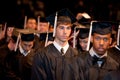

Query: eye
66;26;71;30
95;37;101;41
58;26;64;29
83;41;88;43
103;38;108;42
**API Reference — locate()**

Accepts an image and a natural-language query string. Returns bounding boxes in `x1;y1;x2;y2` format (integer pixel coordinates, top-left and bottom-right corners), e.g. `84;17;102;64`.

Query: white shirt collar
89;47;107;58
53;41;69;55
19;45;30;56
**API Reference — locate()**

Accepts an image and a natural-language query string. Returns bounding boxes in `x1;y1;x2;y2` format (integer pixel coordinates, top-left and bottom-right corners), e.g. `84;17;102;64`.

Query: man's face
92;33;112;56
55;24;71;43
7;27;14;37
21;41;34;52
79;38;88;51
38;22;49;33
26;19;37;30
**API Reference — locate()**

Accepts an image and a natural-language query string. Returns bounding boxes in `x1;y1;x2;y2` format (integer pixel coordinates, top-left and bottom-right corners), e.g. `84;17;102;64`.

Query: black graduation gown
108;47;120;65
31;44;85;80
0;44;13;80
33;35;42;50
5;48;36;80
103;70;120;80
80;52;119;80
0;38;6;47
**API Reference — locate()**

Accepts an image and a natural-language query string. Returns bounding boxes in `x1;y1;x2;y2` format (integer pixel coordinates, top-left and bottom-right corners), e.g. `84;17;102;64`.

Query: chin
97;51;106;55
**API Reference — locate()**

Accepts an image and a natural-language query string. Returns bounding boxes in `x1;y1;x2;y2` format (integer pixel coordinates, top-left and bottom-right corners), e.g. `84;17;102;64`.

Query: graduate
79;21;119;80
5;28;39;80
76;27;93;54
37;16;54;48
31;8;85;80
0;32;17;80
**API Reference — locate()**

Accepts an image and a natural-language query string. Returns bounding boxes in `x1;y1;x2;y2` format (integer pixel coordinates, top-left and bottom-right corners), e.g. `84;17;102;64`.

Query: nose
63;28;67;33
25;46;31;52
99;39;104;46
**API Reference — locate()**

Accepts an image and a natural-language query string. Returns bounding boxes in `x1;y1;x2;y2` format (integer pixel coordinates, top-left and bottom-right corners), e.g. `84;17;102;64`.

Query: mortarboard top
13;28;41;41
46;8;77;26
92;21;112;35
77;22;90;28
77;12;91;26
78;17;91;24
77;28;90;39
39;32;54;41
40;17;48;22
13;28;40;51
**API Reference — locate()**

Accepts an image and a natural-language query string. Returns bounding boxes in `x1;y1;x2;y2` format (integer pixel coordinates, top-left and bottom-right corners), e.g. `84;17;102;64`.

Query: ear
110;37;112;45
90;35;93;43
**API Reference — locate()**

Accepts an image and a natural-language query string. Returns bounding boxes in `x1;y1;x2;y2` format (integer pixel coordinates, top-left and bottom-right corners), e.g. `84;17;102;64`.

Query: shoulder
79;51;89;59
69;47;79;56
107;55;119;68
34;44;54;55
104;70;120;80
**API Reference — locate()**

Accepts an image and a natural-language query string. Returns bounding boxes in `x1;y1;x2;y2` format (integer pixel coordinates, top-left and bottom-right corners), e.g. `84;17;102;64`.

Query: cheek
67;30;71;35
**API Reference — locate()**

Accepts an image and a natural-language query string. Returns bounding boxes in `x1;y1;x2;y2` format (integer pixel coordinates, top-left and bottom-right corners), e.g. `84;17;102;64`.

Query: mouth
62;36;68;39
98;48;104;51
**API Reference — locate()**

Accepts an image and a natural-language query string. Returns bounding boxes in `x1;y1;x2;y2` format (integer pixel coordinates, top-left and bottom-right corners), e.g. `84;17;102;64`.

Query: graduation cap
71;22;90;48
13;28;40;51
46;8;77;37
92;21;112;35
39;32;53;41
71;27;90;48
37;16;50;32
39;17;48;22
85;21;113;51
77;28;90;39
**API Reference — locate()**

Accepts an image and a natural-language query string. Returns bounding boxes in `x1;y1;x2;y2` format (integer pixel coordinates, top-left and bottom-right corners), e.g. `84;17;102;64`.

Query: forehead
93;33;111;37
21;41;34;44
27;19;36;23
57;24;72;27
7;27;14;31
39;22;48;25
79;38;88;40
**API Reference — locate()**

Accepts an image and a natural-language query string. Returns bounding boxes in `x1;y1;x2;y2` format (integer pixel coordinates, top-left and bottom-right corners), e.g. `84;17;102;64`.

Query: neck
54;39;68;47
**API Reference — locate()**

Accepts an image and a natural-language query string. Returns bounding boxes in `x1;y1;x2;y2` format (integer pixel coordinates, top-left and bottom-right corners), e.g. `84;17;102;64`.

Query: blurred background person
5;28;37;80
76;27;92;54
0;34;17;80
108;24;120;65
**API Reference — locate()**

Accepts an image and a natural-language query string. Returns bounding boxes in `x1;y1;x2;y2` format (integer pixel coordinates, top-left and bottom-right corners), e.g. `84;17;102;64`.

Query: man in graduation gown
24;16;43;51
79;21;119;80
5;29;37;80
31;8;85;80
0;35;17;80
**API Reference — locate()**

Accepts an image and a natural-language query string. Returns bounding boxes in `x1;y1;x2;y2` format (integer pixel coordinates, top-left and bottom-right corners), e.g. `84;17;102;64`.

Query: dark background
0;0;120;28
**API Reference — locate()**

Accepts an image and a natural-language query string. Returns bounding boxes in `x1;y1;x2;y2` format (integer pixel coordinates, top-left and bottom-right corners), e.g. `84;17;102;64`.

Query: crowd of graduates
0;6;120;80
